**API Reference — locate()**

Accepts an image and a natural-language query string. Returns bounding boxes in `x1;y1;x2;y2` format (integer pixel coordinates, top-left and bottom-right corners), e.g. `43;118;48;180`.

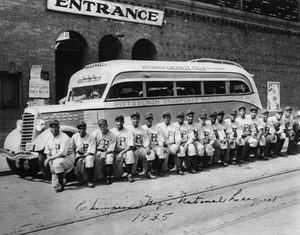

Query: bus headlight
16;120;22;132
36;119;45;132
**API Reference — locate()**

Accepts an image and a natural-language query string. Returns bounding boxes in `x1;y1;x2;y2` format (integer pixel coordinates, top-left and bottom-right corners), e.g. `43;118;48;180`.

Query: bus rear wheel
6;158;40;177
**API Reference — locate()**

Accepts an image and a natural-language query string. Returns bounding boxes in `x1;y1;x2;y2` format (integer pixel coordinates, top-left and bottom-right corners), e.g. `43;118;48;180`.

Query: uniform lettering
55;144;61;153
167;131;173;139
83;143;89;152
151;133;157;142
119;137;126;146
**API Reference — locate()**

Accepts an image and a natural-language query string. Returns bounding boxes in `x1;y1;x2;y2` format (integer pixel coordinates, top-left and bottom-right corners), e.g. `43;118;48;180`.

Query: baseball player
260;109;277;158
128;112;156;179
111;115;135;183
44;120;75;193
198;113;219;168
71;121;96;188
92;119;117;185
185;109;205;171
269;109;286;156
141;112;167;177
156;111;183;175
209;111;224;165
236;106;258;162
283;106;296;155
249;107;268;160
225;110;244;164
174;111;197;173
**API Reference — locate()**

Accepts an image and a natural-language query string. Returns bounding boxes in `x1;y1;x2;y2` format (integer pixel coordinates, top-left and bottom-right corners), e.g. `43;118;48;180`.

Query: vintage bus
0;59;262;178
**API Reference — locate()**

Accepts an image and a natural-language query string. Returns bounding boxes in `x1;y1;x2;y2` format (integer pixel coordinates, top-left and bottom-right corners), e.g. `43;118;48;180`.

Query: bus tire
6;158;40;177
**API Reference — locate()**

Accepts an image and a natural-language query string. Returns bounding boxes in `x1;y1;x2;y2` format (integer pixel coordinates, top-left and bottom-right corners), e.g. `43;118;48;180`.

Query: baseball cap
250;107;258;112
186;110;195;116
262;109;269;114
98;119;108;125
162;111;171;118
209;111;217;117
217;110;225;116
144;112;153;119
49;119;59;127
177;111;185;118
277;109;284;113
77;121;87;128
199;113;207;119
238;106;246;111
285;106;292;111
115;114;124;121
230;110;238;115
130;112;140;118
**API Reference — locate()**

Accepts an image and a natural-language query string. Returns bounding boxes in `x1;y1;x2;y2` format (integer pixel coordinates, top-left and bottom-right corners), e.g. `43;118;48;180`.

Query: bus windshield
68;84;107;102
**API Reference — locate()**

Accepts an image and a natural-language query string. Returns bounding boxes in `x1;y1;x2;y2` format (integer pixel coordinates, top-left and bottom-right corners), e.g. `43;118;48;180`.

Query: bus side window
230;81;250;93
107;82;142;99
176;81;201;96
204;81;226;95
146;81;174;97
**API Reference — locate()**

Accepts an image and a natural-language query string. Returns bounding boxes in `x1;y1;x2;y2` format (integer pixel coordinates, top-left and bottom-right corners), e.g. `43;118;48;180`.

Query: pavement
1;139;300;235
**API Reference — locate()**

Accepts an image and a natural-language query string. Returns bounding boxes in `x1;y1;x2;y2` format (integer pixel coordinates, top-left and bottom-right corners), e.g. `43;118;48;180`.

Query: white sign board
29;80;50;98
267;82;280;111
30;65;42;80
47;0;165;26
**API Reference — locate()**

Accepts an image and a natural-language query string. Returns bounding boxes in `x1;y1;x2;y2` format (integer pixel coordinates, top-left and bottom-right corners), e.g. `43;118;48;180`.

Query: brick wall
0;0;300;147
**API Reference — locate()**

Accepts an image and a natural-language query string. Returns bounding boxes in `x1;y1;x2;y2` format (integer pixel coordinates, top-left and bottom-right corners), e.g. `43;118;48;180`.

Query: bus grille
20;113;35;151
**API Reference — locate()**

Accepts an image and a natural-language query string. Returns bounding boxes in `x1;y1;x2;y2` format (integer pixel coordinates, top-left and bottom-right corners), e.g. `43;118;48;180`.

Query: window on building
0;72;21;109
146;81;174;97
107;82;143;99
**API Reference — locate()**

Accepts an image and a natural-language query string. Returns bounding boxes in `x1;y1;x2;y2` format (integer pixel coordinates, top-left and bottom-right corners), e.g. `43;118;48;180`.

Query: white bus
0;59;262;178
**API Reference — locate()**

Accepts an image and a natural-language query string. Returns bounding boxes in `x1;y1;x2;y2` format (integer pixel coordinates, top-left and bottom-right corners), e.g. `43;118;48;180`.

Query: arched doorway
132;39;157;60
55;31;86;103
99;35;123;62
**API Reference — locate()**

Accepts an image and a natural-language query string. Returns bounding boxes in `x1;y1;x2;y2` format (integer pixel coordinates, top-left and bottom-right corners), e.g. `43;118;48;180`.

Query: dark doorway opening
132;39;157;60
55;31;86;103
99;35;123;62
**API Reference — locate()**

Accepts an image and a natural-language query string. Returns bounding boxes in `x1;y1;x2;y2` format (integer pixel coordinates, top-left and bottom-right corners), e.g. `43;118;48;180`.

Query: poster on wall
267;82;280;111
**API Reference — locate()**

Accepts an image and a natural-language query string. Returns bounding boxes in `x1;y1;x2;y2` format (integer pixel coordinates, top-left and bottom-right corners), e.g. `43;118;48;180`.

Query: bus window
230;81;250;93
204;81;226;95
146;81;174;97
176;81;201;96
68;84;107;101
107;82;142;99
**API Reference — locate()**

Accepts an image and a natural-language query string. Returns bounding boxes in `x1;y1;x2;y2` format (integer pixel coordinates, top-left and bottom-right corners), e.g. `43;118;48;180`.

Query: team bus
0;59;262;178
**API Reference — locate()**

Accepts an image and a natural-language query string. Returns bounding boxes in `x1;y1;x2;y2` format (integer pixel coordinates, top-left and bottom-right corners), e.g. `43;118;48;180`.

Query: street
1;154;300;235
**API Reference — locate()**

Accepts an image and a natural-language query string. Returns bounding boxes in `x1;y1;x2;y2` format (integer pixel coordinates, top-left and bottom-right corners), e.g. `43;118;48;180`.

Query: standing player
236;106;258;161
283;106;296;155
141;112;167;177
128;112;156;179
111;115;135;183
71;121;96;188
269;109;286;156
156;111;184;175
173;111;197;173
185;110;205;171
260;109;277;158
92;119;117;185
198;113;219;168
44;120;75;193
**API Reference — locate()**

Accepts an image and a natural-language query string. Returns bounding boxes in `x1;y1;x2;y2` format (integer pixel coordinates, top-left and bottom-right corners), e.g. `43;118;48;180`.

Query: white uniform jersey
268;116;285;133
173;122;194;144
71;133;96;156
185;121;203;141
249;117;264;137
210;121;226;140
110;127;134;152
225;119;243;139
236;116;256;136
283;113;293;129
44;131;72;156
218;120;232;138
260;118;276;136
141;124;164;149
156;122;182;145
92;129;117;152
199;123;216;144
127;125;150;149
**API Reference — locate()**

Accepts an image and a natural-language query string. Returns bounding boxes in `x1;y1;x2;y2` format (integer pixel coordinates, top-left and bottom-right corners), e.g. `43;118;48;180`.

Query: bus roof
68;59;253;88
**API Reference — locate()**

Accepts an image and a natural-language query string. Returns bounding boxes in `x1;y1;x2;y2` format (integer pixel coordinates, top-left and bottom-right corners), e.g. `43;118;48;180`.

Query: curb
0;169;13;177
